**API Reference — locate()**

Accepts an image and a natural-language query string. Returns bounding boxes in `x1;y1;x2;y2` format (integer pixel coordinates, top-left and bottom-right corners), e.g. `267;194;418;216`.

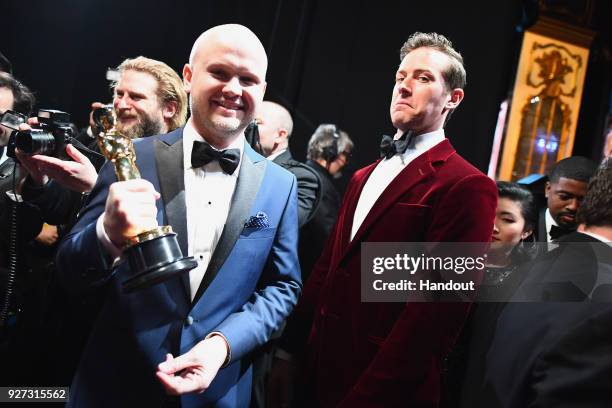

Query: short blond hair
114;56;188;131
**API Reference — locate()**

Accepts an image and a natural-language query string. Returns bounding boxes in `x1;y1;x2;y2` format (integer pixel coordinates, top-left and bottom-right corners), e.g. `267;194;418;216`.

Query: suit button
185;315;194;326
319;307;326;317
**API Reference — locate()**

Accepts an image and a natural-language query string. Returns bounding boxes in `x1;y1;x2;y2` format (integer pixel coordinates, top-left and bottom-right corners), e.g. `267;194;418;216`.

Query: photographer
0;72;38;264
16;56;188;228
3;57;188;386
0;72;51;385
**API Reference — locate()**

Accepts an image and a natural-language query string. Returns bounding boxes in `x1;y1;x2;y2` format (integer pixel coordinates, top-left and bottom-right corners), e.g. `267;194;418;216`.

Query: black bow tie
549;224;573;241
191;141;240;175
379;131;416;159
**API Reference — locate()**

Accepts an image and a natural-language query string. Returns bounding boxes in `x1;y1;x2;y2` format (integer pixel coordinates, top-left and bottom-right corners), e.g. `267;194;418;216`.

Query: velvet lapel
343;139;456;258
192;143;267;304
154;128;190;299
337;161;379;255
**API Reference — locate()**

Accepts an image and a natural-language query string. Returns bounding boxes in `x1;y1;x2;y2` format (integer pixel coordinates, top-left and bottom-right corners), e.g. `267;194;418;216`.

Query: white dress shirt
350;128;446;240
183;121;243;300
266;148;287;162
544;208;558;243
97;120;244;300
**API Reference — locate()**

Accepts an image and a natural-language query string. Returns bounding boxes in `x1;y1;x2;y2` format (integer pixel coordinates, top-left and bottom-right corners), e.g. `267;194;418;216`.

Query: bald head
183;24;268;148
256;101;294;157
189;24;268;78
259;101;293;136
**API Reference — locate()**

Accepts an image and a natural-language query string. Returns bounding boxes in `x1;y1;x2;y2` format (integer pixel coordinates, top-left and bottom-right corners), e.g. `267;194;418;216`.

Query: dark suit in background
272;150;320;228
537;208;548;242
250;149;320;408
298;159;341;282
462;232;612;408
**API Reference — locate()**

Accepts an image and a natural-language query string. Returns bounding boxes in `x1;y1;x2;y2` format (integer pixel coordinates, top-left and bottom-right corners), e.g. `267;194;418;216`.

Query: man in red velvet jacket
270;32;497;408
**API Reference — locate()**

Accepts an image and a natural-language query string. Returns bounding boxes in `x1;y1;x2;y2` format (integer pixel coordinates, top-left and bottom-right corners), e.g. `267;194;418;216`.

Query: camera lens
15;129;56;155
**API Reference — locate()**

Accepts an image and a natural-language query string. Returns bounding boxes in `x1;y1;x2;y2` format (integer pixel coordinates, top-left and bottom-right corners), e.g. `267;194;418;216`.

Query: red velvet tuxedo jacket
293;139;497;407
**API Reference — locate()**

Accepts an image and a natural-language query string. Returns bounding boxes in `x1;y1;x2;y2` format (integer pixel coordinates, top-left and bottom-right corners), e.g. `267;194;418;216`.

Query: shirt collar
545;208;558;241
394;127;445;162
183;119;245;175
267;148;287;162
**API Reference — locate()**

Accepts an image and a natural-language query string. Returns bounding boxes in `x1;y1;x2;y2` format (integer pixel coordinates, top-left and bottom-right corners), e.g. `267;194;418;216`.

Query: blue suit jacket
55;128;302;407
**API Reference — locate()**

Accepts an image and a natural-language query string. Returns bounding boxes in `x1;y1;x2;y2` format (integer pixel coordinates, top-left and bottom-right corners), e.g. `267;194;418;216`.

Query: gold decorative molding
497;19;593;180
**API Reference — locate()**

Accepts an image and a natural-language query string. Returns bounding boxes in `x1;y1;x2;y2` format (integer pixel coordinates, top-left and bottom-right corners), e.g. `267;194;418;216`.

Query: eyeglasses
0;110;27;130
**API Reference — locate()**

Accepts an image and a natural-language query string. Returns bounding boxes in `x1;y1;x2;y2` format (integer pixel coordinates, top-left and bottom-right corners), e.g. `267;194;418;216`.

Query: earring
519;233;537;251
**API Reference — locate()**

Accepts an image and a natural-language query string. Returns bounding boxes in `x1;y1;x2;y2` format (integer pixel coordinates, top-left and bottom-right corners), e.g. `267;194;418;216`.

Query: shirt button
185;315;194;326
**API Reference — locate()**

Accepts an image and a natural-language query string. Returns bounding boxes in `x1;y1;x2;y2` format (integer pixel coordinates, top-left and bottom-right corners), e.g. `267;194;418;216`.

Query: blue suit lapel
192;143;267;304
154;127;191;299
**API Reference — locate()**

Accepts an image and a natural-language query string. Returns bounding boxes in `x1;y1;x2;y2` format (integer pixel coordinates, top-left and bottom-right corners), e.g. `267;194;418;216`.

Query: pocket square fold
244;211;270;229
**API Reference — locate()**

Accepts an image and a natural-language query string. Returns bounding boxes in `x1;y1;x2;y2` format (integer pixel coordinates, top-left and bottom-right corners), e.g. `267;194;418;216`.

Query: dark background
3;0;610;189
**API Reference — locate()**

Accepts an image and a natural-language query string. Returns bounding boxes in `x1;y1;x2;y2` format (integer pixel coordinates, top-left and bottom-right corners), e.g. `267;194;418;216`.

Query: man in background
471;159;612;408
19;56;188;196
537;156;597;243
299;124;353;279
12;56;188;386
255;101;320;227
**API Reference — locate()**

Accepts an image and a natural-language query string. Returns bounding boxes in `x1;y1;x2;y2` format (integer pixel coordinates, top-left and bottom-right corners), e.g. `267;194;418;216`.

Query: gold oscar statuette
94;107;197;292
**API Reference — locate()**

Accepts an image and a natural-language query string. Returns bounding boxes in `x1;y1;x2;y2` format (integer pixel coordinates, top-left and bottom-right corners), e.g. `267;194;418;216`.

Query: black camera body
7;109;73;158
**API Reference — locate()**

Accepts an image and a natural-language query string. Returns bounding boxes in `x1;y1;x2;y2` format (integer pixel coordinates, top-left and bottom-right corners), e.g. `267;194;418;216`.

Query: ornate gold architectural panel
498;18;593;180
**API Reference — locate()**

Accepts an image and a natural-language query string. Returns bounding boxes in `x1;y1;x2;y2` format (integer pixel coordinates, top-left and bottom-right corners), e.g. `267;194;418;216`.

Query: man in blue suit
55;24;301;407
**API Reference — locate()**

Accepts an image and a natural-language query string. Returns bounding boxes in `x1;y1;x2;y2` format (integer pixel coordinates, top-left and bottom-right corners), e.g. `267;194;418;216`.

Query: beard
116;112;164;139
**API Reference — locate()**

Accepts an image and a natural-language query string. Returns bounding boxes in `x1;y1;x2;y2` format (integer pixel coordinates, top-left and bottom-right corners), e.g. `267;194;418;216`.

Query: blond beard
116;115;164;139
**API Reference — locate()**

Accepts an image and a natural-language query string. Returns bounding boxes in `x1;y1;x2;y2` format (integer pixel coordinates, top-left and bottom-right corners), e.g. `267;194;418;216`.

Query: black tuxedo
298;159;341;282
536;208;577;243
537;208;548;242
462;232;612;408
272;150;320;227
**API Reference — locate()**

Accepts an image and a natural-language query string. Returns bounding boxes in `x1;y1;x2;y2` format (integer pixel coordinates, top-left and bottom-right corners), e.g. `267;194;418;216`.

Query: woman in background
480;181;538;297
443;181;539;407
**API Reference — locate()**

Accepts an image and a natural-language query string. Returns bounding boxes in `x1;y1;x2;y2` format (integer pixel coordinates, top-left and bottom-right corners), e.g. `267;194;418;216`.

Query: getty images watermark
361;242;612;302
361;243;486;302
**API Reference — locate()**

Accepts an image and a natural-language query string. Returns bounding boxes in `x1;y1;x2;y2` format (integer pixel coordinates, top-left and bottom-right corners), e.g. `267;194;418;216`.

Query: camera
7;109;73;158
0;110;26;158
0;109;27;130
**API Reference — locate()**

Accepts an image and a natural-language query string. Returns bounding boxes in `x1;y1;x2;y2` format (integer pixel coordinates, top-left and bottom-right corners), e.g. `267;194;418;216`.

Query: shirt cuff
96;213;123;261
205;331;232;368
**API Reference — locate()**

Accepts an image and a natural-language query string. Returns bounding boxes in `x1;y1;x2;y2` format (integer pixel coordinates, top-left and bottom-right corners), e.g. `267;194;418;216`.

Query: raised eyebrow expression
395;69;435;83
